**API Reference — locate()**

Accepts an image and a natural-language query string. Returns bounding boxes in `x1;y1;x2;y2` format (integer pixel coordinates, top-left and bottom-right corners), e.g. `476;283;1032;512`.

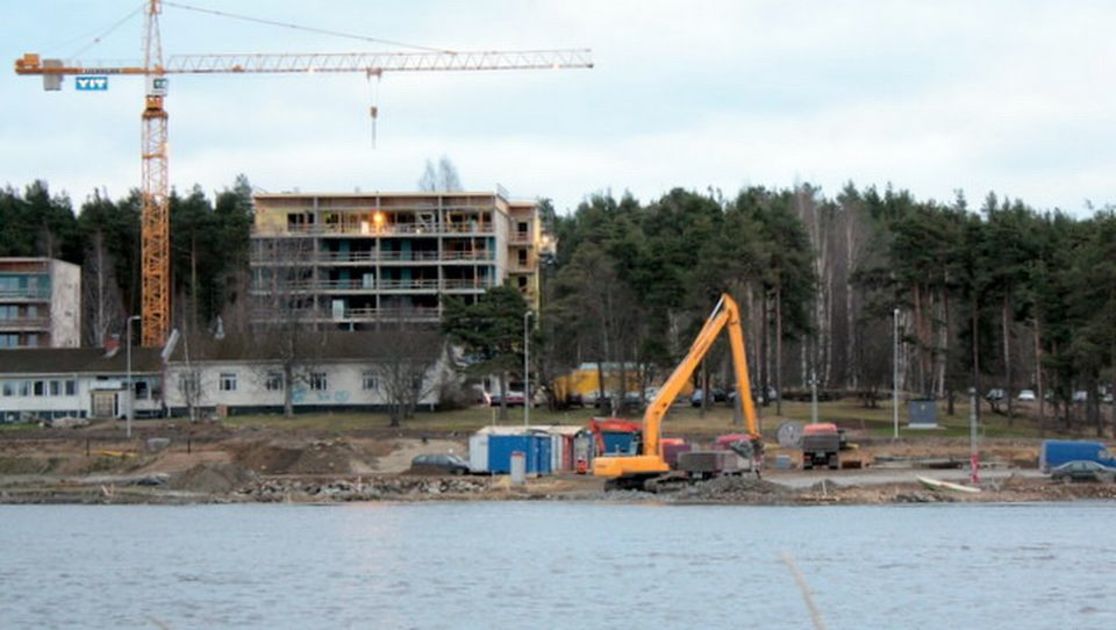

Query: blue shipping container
486;435;552;475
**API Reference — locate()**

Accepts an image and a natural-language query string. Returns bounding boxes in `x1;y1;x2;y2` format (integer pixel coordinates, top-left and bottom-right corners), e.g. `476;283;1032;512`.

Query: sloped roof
475;425;585;437
0;347;164;375
167;330;443;364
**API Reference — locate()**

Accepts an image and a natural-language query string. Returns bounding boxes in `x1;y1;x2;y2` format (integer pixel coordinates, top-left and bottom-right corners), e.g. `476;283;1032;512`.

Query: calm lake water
1;502;1114;629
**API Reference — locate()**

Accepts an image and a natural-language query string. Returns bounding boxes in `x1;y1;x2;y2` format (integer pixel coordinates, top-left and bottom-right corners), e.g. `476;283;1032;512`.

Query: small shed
907;399;939;429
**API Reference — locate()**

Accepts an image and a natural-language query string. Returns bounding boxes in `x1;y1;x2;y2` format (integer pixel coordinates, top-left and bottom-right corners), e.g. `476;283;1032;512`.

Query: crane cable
53;2;146;60
162;1;456;54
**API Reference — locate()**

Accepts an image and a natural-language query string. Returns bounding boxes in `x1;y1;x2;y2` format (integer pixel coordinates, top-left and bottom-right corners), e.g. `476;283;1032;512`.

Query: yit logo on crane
146;76;168;97
75;75;109;91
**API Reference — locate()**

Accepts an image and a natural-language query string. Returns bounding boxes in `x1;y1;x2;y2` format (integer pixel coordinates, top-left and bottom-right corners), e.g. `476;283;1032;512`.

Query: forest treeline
2;178;1114;432
0;177;253;347
540;184;1115;434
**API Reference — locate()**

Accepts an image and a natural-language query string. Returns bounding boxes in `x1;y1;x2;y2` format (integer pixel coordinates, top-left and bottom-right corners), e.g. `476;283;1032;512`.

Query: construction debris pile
241;476;491;502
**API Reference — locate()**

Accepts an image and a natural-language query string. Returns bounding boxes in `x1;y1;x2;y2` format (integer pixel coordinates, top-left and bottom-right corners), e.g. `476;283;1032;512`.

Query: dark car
1050;460;1116;483
410;453;471;475
690;388;726;407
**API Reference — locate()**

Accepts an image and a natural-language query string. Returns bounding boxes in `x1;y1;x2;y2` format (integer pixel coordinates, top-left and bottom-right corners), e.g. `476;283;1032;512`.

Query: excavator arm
593;293;760;482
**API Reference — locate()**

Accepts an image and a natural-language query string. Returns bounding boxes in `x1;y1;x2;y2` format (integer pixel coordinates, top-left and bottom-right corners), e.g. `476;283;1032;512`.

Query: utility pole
893;307;900;440
970;392;981;484
125;315;141;438
810;368;819;425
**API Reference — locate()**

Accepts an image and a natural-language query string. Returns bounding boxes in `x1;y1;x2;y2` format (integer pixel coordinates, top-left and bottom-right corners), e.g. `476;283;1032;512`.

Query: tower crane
14;0;593;347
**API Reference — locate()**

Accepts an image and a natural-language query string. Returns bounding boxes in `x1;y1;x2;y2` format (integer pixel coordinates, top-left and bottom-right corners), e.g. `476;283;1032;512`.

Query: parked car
1073;390;1089;403
1050;460;1116;483
410;453;471;475
690;388;726;407
985;388;1006;401
489;391;526;407
1017;389;1036;402
746;386;778;403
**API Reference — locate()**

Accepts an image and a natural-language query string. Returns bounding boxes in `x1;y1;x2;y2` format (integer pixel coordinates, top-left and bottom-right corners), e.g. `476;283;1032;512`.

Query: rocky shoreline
4;461;1116;506
3;428;1114;507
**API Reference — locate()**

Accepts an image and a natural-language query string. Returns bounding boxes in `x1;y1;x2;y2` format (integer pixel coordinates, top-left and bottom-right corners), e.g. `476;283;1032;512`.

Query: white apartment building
0;257;80;348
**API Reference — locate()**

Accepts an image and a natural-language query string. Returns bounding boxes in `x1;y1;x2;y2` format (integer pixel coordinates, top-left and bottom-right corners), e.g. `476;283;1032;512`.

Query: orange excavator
592;293;761;490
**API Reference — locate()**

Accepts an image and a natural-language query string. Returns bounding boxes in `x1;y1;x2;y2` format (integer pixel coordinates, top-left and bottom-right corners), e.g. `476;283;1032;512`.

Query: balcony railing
251;307;442;322
251;278;496;293
442;278;497;290
0;316;50;329
376;279;441;291
252;222;495;237
314;251;377;263
0;288;50;300
441;251;495;262
377;251;442;262
338;307;441;321
256;250;496;264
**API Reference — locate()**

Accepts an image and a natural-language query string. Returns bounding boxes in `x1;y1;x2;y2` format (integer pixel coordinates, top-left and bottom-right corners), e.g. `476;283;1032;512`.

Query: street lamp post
810;369;819;425
893;307;900;440
523;310;533;428
125;315;141;439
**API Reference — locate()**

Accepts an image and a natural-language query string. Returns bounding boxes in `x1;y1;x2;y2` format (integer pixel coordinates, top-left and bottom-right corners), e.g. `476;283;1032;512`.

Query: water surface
1;502;1113;629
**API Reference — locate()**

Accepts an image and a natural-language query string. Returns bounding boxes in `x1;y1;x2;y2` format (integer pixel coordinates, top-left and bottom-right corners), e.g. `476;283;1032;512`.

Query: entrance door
91;391;118;419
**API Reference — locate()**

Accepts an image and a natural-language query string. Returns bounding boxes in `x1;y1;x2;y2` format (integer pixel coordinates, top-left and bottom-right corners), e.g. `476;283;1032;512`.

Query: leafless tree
82;231;125;347
368;323;443;426
418;156;463;192
250;237;326;417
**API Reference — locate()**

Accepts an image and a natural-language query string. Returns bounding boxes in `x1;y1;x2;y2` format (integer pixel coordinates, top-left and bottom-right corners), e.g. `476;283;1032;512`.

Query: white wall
0;372;163;420
163;359;443;412
49;260;81;348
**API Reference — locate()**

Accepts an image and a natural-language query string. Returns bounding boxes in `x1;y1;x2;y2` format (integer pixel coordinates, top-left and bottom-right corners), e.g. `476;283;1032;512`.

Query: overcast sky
3;1;1115;215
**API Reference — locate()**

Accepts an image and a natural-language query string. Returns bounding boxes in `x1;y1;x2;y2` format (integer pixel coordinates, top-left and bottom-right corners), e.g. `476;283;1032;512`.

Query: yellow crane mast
14;0;593;347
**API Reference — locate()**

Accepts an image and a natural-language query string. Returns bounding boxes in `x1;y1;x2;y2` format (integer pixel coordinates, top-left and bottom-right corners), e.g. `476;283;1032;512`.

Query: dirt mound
231;439;372;475
286;440;370;474
232;442;303;474
170;462;257;493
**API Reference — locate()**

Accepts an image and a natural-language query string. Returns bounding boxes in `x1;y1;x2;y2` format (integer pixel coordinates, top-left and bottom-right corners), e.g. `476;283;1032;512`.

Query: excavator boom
593;293;759;483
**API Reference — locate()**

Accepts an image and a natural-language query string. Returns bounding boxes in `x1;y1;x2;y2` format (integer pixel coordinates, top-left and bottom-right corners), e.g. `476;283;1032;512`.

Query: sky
3;1;1115;215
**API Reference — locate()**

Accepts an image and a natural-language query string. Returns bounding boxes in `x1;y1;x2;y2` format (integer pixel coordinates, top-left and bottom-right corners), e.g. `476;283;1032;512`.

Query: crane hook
366;68;382;149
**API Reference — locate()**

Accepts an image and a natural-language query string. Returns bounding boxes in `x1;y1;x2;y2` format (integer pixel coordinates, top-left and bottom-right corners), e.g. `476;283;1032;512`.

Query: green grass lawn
0;422;39;432
217;397;1062;440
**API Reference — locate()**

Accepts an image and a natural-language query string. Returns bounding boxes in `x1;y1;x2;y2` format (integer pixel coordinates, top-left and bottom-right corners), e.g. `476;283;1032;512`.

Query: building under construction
248;190;548;328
